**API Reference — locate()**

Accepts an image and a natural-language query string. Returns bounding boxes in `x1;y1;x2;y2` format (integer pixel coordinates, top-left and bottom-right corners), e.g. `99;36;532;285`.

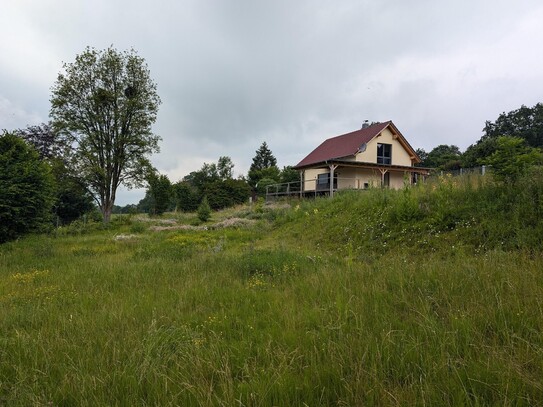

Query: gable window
377;143;392;164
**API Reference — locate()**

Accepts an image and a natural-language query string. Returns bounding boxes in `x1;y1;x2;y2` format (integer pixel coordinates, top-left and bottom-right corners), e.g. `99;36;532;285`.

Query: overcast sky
2;0;543;205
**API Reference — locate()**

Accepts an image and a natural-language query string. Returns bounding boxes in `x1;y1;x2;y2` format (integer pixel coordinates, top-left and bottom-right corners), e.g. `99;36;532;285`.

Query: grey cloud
1;0;543;204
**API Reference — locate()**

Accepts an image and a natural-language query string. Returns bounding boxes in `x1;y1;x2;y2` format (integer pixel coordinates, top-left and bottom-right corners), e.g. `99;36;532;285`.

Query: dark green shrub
197;196;211;222
0;133;55;243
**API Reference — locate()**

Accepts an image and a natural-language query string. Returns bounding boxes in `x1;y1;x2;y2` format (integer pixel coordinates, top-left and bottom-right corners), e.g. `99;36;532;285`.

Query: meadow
1;172;543;406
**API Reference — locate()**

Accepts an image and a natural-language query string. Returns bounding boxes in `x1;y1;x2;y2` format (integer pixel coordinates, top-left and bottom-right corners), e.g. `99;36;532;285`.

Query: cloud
2;0;543;205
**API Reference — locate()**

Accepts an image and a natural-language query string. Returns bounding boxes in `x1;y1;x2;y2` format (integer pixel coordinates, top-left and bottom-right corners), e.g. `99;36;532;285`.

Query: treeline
3;83;543;243
129;142;299;216
1;125;95;243
416;103;543;171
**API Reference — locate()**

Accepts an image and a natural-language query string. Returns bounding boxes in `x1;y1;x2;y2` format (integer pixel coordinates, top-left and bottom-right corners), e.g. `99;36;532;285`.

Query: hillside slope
268;170;543;257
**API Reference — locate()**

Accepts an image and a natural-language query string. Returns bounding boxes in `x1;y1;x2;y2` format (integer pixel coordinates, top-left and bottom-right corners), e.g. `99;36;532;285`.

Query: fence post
481;165;486;175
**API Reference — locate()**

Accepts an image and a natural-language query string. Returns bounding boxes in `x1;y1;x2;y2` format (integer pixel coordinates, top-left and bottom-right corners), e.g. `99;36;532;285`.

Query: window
316;173;337;190
317;173;329;189
377;143;392;164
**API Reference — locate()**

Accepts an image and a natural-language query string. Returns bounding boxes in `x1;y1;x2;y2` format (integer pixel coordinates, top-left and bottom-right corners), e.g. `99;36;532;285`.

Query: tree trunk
102;200;113;223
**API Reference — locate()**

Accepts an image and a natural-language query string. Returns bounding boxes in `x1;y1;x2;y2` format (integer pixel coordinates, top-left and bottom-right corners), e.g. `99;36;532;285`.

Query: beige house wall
302;167;411;191
302;168;329;191
336;167;380;190
348;127;412;166
388;171;408;189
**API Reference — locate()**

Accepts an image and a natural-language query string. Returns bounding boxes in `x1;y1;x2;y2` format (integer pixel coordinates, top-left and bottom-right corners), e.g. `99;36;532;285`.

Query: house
293;121;430;195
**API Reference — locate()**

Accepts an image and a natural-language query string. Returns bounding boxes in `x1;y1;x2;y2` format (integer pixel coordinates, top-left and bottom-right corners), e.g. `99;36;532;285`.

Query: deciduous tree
483;103;543;148
50;47;161;222
484;136;543;183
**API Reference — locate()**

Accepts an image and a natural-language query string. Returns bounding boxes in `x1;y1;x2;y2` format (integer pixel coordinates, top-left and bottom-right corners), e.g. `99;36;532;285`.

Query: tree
423;145;462;170
14;122;73;161
172;181;200;212
50;159;94;224
414;148;428;167
146;172;172;216
483;103;543;148
280;166;300;184
249;142;277;171
217;156;234;180
0;133;55;243
13;123;94;224
484;136;543;183
203;178;251;210
462;137;498;168
197;196;211;222
248;142;279;188
50;47;161;223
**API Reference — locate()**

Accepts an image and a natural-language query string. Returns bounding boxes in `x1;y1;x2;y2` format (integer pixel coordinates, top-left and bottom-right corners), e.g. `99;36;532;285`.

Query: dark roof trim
296;159;431;174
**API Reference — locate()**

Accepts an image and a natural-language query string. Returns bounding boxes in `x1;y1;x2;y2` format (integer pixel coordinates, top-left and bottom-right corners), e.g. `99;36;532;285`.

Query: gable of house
294;121;420;169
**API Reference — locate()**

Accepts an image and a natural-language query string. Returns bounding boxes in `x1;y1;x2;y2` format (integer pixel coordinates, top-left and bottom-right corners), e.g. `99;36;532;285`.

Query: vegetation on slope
1;173;542;406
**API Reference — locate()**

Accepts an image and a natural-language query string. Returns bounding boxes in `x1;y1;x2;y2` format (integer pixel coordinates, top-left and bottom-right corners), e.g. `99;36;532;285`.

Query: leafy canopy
248;142;279;188
484;136;543;183
483;103;543;148
50;46;161;222
0;133;55;243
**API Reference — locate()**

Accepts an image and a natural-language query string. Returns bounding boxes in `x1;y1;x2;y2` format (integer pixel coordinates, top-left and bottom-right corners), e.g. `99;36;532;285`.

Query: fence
428;165;488;177
264;166;489;201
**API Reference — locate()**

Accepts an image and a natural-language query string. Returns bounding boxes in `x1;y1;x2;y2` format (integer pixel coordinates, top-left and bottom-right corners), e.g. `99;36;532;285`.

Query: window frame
377;143;392;165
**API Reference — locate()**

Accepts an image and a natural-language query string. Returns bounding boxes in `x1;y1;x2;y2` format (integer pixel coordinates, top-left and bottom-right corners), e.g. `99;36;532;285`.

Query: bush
0;133;55;243
197;196;211;222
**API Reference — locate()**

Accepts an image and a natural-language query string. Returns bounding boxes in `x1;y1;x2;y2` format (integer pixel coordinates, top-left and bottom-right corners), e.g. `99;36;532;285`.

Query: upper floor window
377;143;392;164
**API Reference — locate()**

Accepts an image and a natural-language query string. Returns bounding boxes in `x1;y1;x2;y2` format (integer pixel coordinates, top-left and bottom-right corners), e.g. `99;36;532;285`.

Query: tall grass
1;173;542;405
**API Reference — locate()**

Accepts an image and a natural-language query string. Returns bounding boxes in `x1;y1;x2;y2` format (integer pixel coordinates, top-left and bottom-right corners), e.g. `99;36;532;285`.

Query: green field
1;174;543;406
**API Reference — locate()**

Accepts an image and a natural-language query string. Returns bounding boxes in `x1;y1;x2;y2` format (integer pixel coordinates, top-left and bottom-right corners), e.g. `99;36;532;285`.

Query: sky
2;0;543;205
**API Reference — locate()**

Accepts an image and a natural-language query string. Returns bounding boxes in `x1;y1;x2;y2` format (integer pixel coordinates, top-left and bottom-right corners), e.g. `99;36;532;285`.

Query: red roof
295;121;392;168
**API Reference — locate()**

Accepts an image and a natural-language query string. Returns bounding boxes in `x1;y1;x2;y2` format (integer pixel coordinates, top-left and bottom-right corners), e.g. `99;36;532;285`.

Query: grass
1;174;543;405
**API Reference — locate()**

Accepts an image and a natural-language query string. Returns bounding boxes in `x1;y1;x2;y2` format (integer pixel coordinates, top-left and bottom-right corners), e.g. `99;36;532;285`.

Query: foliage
0;133;55;242
180;157;250;211
146;172;172;216
422;144;462;170
483;136;543;183
248;142;280;188
483;102;543;148
13;122;73;161
50;46;161;223
197;196;211;222
462;137;498;168
217;156;234;180
414;148;428;167
13;123;94;224
203;179;251;210
249;141;277;171
280;165;300;184
50;159;94;224
172;181;200;212
1;181;543;404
